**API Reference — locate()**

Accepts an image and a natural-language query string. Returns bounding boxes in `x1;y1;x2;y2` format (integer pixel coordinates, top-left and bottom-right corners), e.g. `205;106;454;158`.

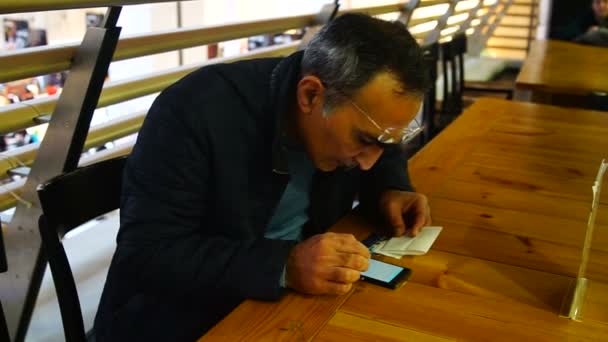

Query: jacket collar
268;50;304;175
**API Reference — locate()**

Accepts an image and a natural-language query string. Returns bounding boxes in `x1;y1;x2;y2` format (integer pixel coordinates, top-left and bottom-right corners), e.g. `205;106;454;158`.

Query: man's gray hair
301;13;429;114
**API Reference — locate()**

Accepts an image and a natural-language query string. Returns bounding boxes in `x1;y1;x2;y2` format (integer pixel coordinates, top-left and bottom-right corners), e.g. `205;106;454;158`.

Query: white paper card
372;226;442;258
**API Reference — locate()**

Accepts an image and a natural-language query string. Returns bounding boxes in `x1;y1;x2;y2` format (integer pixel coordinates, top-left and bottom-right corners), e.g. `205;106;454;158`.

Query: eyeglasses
347;99;424;145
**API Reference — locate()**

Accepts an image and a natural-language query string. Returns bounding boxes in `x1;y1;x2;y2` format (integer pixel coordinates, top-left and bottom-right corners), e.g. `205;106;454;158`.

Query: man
95;13;431;341
555;0;608;43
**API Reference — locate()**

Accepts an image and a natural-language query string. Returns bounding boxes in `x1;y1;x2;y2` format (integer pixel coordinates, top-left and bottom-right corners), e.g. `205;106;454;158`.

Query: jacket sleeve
116;89;295;304
358;145;414;214
554;12;594;41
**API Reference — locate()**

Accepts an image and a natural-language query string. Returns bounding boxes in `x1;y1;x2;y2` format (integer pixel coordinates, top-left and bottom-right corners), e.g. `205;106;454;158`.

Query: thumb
386;203;406;236
409;205;426;236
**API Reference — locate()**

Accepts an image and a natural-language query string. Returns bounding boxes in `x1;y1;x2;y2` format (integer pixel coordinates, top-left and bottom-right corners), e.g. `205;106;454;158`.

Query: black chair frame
37;156;126;342
421;42;440;143
440;33;466;120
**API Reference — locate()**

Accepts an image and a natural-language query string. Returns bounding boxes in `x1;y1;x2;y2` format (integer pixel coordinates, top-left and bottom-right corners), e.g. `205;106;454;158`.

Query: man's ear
296;75;324;115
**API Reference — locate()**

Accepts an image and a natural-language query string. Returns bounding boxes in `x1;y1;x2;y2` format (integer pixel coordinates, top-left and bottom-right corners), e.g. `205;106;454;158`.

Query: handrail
0;178;25;212
0;110;145;177
409;15;448;27
338;2;408;17
0;136;136;211
0;42;299;135
0;139;135;212
0;0;185;14
0;14;315;83
412;0;449;7
0;3;412;84
469;0;512;55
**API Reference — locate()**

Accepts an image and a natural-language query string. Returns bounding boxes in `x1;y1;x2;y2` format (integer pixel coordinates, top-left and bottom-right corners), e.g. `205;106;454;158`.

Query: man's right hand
285;232;370;295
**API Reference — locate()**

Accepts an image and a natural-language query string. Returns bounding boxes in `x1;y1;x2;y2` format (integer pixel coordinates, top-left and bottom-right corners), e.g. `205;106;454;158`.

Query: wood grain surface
515;40;608;96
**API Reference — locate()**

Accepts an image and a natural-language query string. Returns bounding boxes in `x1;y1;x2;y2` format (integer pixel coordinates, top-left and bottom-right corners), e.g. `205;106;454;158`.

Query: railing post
526;0;537;53
298;1;340;49
455;0;486;36
396;0;420;26
468;0;514;56
0;6;122;341
423;0;458;45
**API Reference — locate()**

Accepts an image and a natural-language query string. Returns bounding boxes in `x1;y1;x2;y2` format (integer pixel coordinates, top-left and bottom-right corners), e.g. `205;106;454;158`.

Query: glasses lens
400;126;424;144
377;120;424;144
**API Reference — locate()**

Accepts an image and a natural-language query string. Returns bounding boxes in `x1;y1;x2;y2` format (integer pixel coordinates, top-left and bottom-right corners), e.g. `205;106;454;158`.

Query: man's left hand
379;190;431;237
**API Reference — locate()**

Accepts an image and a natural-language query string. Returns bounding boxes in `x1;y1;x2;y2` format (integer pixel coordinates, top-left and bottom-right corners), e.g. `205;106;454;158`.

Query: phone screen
360;259;411;289
362;259;403;282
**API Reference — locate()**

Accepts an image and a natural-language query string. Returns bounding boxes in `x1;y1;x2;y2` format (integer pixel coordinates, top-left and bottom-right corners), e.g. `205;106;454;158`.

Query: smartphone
360;259;411;289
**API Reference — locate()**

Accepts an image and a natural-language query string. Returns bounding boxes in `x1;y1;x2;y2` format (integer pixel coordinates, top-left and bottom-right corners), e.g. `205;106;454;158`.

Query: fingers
322;281;353;295
285;233;370;296
323;266;361;284
408;205;426;236
386;201;407;236
343;253;369;271
324;252;369;271
319;268;358;295
330;233;371;258
405;195;431;237
425;207;432;226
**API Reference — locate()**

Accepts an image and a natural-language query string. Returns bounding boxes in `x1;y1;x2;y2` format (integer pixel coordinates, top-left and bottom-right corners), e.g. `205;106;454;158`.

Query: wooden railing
485;0;539;59
0;0;183;14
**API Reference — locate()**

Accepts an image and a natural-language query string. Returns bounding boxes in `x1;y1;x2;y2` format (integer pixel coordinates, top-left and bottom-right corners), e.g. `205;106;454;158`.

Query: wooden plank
484;125;608;156
342;282;608;341
448;163;607;205
471;141;608;167
485;45;529;50
486;132;608;154
464;154;607;191
409;98;506;195
316;311;454;342
432;178;608;226
315;213;582;312
492;33;531;39
497;23;538;28
468;149;608;184
487;37;530;49
494;26;531;37
410;98;608;195
429;217;608;281
200;290;352;341
583;280;608;324
484;47;527;60
515;40;608;96
376;249;573;312
487;122;608;153
428;197;607;249
496;102;608;126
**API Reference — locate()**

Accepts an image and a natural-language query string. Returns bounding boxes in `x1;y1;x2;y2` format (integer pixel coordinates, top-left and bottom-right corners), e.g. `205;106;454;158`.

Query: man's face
593;0;608;19
296;72;422;172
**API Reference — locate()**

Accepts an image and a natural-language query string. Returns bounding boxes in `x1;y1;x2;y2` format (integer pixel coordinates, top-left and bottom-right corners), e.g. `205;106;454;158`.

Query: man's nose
354;145;384;170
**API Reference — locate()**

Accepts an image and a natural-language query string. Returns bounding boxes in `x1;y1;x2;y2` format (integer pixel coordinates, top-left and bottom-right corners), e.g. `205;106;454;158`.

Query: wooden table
200;98;608;341
515;40;608;107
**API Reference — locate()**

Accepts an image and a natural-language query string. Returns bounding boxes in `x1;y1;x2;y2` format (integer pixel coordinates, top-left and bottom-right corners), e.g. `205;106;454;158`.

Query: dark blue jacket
95;51;413;341
554;9;602;41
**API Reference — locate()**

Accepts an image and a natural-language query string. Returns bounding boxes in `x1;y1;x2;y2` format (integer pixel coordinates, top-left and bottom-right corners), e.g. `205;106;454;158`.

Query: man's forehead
355;74;422;128
357;72;420;103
